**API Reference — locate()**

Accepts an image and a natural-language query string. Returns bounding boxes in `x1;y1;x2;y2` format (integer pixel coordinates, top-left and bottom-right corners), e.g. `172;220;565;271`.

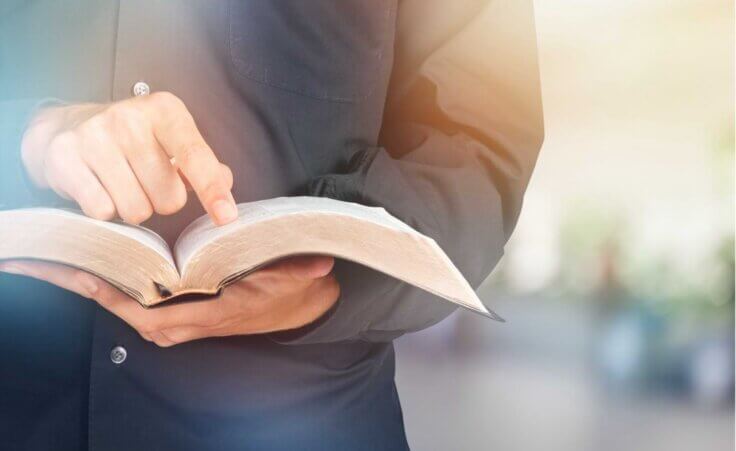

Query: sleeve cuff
266;259;405;345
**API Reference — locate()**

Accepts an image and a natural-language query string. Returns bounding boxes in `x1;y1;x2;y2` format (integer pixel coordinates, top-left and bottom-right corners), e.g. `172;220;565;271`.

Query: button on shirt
0;1;543;450
109;346;126;364
131;81;150;97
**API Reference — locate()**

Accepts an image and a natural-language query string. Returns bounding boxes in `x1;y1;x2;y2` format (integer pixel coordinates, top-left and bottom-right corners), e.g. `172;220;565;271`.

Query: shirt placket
86;2;175;449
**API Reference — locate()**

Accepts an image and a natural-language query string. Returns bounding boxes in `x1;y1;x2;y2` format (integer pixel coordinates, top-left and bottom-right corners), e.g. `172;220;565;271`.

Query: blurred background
394;0;735;450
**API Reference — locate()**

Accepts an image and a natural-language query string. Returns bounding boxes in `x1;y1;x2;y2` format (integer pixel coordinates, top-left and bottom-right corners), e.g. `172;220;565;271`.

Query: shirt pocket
228;0;393;103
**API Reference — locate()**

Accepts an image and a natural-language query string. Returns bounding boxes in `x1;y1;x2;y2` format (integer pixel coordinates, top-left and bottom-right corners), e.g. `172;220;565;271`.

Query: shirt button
110;346;127;365
132;81;150;97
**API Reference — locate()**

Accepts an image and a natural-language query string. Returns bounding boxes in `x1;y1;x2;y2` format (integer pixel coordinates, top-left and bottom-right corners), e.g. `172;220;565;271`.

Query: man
0;1;543;450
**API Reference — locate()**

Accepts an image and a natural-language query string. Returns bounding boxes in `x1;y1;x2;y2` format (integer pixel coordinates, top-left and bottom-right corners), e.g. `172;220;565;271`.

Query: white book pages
174;197;413;269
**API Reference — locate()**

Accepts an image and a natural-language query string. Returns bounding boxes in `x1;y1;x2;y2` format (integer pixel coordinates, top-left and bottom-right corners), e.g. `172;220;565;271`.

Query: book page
28;209;176;268
174;197;493;317
0;208;180;304
174;196;414;270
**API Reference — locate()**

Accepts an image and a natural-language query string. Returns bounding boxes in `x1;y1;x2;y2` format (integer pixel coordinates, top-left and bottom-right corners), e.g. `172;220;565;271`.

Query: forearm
274;125;539;344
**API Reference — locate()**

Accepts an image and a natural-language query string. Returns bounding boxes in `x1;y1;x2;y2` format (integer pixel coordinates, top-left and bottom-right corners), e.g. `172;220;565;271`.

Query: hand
0;256;339;346
21;93;237;225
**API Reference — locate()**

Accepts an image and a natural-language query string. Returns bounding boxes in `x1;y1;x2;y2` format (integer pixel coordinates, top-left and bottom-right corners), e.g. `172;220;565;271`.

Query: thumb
282;255;335;281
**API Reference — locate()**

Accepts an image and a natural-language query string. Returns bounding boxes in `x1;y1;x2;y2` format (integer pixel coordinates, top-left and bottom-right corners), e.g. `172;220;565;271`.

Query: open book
0;196;498;319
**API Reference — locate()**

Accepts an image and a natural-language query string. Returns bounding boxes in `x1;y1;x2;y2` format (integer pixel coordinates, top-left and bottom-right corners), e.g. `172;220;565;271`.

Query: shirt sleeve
274;0;545;344
0;99;68;209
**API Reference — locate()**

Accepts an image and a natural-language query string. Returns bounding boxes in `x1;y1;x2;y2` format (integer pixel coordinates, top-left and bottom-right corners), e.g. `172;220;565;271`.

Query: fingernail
310;257;335;278
77;273;99;297
213;199;238;224
0;264;25;275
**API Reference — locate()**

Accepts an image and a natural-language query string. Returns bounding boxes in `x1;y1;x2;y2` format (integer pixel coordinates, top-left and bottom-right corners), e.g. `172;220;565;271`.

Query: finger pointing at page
20;93;237;226
148;92;238;225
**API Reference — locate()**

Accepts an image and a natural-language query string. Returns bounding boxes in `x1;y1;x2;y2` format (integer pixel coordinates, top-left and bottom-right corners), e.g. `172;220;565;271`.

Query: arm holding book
272;0;544;343
0;255;339;346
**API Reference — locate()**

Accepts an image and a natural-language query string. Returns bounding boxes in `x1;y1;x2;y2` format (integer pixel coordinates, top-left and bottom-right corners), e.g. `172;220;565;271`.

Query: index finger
148;92;237;225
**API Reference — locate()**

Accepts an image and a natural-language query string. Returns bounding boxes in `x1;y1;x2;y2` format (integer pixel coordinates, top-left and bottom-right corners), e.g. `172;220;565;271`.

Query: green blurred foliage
553;121;733;328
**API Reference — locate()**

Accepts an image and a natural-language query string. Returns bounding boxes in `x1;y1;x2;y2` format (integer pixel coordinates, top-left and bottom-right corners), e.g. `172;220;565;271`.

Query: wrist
20;102;68;188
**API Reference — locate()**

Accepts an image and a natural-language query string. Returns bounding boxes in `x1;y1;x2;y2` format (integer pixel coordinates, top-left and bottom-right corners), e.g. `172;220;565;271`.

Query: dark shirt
0;1;543;450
